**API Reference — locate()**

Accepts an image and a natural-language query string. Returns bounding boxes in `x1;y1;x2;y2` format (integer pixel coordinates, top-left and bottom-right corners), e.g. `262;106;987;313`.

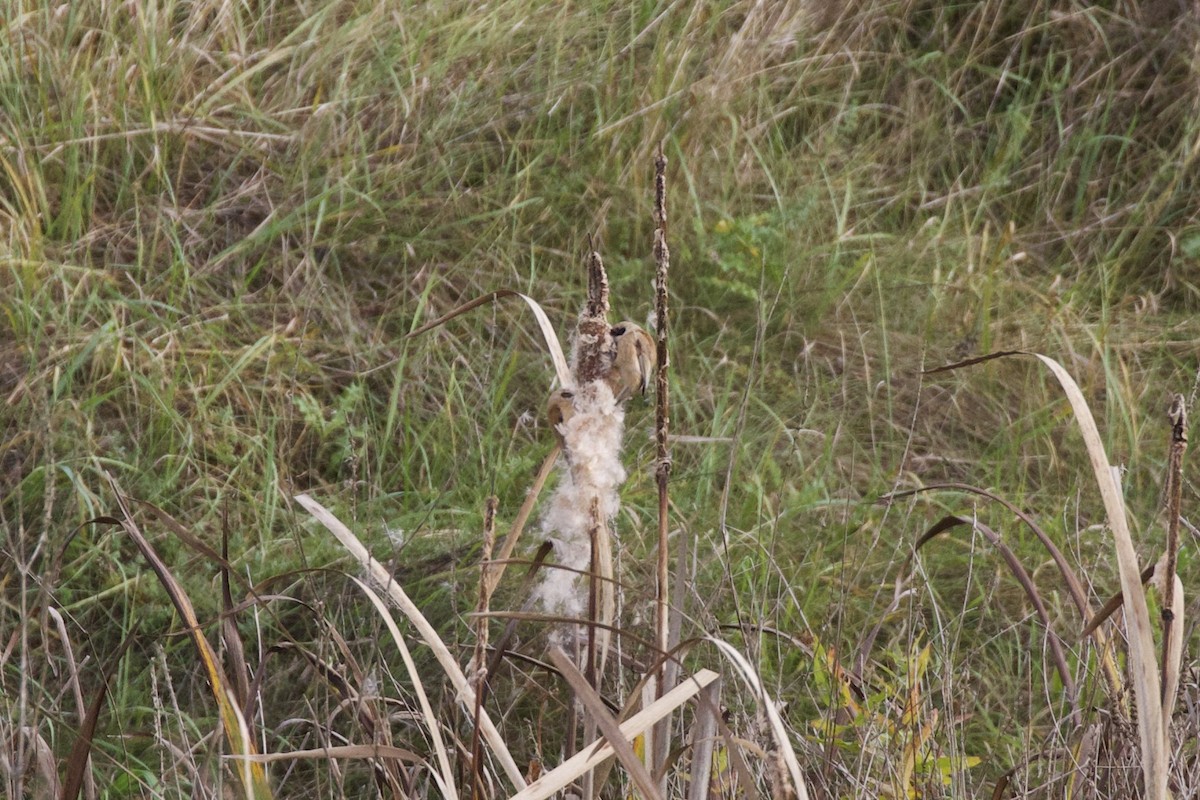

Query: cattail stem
1160;394;1186;705
471;496;498;800
653;144;672;668
651;144;674;787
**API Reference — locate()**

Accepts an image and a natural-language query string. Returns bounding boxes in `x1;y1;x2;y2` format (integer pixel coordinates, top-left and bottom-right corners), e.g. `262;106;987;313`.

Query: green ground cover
3;1;1199;797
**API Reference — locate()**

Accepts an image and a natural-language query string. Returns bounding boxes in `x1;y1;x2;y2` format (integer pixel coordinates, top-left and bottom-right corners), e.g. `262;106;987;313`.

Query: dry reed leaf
294;493;528;792
45;607;96;800
104;475;274;800
139;499;229;567
888;482;1127;716
506;669;719;800
547;647;664;800
232;744;425;763
588;498;615;684
221;513;252;721
687;677;722;800
407;289;572;388
228;687;257;798
1030;353;1166;797
705;637;810;800
5;726;60;799
928;352;1167;798
912;515;1077;711
60;622;140;800
348;576;458;800
1160;573;1184;723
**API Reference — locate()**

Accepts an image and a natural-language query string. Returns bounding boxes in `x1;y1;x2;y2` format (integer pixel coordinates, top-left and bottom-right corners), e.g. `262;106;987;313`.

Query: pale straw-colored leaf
294;493;528;792
229;744;450;797
1159;573;1185;725
706;637;810;800
349;576;458;800
687;677;722;800
516;292;572;388
547;647;663;800
232;744;424;763
507;669;720;800
228;688;257;799
1030;353;1166;798
407;289;572;388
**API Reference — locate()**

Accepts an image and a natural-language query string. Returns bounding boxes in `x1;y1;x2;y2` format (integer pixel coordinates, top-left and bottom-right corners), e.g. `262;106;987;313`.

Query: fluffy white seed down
533;380;626;618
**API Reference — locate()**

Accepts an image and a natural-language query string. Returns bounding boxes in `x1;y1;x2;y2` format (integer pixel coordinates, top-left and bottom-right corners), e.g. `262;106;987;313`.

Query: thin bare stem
471;496;498;800
653;144;672;667
587;496;601;691
651;143;674;786
484;447;560;598
1161;394;1186;706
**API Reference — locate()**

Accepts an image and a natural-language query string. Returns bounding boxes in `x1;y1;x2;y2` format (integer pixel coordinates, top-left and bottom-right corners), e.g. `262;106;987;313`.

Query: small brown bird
546;388;577;445
607;321;656;400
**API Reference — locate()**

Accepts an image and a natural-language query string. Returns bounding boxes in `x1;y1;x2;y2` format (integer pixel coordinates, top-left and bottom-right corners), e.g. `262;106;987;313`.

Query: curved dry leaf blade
929;352;1166;797
518;293;572;387
890;483;1091;618
294;493;528;792
14;729;59;798
507;669;719;800
221;510;252;717
138;499;228;566
547;647;664;800
61;623;140;800
706;637;810;800
348;576;458;800
105;473;273;800
913;515;1077;708
1162;574;1184;724
407;289;571;387
1030;353;1165;797
887;481;1128;715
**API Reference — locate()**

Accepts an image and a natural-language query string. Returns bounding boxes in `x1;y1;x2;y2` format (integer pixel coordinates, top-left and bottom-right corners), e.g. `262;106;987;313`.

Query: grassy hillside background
4;1;1200;797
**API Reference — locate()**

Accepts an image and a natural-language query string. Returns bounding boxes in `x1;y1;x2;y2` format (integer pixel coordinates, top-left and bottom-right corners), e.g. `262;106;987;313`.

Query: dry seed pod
546;389;577;446
607;321;656;400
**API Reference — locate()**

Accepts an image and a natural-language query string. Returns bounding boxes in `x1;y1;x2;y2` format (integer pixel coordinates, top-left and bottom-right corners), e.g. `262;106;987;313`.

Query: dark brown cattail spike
585;235;610;319
573;246;613;384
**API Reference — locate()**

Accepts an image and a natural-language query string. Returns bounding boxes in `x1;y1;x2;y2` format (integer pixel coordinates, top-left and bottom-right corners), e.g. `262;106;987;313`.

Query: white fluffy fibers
532;380;626;618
